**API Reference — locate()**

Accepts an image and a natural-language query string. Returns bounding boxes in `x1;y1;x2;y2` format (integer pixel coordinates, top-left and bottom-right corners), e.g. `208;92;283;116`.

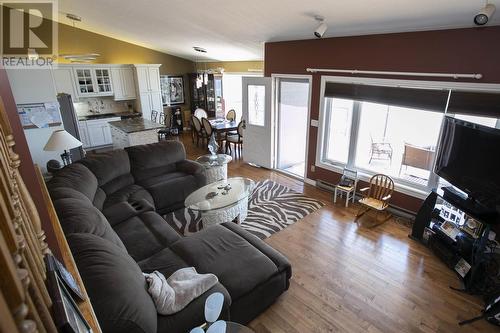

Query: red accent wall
0;66;61;258
265;26;500;213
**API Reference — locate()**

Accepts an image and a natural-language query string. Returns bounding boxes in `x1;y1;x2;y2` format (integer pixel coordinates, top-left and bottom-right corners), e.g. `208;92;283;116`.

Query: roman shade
324;82;449;113
447;90;500;118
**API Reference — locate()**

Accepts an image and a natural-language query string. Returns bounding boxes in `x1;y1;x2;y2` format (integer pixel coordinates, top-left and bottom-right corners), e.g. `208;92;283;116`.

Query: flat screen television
435;116;500;209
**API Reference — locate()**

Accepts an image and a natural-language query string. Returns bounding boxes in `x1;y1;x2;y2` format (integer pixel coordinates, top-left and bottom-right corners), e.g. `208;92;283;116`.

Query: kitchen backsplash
73;97;135;117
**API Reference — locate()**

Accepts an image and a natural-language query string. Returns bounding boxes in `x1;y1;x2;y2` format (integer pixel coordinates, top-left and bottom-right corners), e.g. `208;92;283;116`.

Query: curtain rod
305;68;482;80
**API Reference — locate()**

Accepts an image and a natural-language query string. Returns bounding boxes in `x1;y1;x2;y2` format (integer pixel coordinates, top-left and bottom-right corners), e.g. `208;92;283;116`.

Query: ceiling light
314;16;327;38
474;3;496;25
193;46;207;53
61;53;100;62
65;13;82;22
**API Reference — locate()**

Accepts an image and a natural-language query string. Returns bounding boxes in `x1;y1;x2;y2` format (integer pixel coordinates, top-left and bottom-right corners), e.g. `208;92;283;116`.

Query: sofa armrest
102;199;154;226
176;160;207;186
221;222;292;282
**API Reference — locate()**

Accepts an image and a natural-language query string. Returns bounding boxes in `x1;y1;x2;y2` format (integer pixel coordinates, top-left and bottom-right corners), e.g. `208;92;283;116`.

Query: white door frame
271;74;313;181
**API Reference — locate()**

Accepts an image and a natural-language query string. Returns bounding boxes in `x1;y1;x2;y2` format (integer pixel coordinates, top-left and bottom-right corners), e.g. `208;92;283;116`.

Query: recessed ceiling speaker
314;16;327;38
474;3;496;25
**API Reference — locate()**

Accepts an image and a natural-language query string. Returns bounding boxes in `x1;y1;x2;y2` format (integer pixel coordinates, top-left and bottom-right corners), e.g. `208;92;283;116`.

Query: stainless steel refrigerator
57;93;84;162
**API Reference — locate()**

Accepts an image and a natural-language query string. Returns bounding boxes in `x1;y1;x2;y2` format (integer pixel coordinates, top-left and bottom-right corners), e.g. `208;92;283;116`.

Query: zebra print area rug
163;179;324;239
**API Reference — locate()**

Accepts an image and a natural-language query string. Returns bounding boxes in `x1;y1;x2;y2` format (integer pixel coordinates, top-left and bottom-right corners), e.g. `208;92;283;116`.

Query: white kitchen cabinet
134;64;162;120
74;67;113;97
111;67;136;100
84;117;121;148
52;67;79;102
6;68;57;104
77;121;91;148
138;91;162;121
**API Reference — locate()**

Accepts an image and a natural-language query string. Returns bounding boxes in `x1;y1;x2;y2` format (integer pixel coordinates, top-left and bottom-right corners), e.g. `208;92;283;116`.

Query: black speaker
410;191;438;241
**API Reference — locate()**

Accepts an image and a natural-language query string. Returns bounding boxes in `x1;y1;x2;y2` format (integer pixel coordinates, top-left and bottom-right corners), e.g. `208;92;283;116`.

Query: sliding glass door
276;78;310;178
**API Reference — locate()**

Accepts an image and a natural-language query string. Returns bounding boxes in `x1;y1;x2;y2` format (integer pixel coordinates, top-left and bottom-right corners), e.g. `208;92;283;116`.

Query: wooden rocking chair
355;174;394;225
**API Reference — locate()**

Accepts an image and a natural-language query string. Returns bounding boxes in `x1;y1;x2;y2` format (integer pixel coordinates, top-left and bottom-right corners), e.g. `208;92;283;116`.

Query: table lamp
44;129;82;166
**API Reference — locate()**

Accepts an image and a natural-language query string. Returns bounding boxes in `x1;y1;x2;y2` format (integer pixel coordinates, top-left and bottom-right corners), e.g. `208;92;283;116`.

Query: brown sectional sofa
47;140;291;333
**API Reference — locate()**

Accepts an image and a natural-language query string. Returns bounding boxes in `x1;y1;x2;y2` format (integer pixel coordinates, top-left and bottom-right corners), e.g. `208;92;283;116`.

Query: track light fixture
474;2;496;25
314;16;327;38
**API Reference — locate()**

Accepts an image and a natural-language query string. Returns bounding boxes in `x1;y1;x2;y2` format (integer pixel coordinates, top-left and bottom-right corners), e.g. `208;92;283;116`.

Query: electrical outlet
310;165;316;172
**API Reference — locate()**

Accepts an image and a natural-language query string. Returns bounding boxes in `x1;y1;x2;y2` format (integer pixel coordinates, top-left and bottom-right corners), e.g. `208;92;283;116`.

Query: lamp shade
44;129;82;151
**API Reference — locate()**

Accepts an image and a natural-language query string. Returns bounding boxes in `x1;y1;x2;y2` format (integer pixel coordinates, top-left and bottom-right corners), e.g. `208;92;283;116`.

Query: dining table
208;118;238;153
209;118;238;133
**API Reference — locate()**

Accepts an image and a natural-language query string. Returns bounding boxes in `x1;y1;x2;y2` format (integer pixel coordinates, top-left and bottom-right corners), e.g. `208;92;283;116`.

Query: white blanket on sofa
143;267;218;315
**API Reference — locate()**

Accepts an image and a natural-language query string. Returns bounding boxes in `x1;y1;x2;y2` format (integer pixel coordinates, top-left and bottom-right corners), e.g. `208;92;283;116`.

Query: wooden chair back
194;108;207;119
366;174;394;201
151;110;158;122
237;120;244;137
192;115;202;133
226;109;236;121
202;117;213;136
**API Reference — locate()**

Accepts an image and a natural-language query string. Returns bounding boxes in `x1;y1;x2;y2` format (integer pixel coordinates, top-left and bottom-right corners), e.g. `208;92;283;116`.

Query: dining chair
151;110;159;123
355;173;394;226
202;117;224;150
192;115;206;146
157;111;172;141
226;109;236;121
194;108;208;119
226;120;244;158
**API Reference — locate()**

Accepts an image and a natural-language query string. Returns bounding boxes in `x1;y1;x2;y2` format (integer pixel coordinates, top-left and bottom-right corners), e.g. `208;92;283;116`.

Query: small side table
196;154;232;183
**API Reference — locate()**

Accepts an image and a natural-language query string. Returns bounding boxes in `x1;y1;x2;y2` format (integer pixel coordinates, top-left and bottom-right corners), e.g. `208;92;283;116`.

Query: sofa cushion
171;225;279;300
78;150;133;193
126;141;186;182
53;198;126;251
138;248;187;276
103;184;155;209
139;174;198;213
112;211;181;262
156;283;231;333
67;233;157;333
48;187;91;203
47;163;98;202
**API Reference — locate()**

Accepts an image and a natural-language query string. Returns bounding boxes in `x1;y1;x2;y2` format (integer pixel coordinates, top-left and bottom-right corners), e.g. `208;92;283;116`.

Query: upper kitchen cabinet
111;67;137;101
134;65;161;93
52;67;79;102
6;68;57;104
73;67;113;97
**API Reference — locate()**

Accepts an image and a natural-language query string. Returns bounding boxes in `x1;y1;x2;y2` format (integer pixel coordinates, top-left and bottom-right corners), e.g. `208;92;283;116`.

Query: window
323;98;353;164
319;79;500;197
247;85;265;126
322;98;443;188
354;102;443;186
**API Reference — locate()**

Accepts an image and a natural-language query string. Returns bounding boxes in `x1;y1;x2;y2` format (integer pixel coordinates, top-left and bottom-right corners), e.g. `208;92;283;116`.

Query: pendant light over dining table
193;46;208;88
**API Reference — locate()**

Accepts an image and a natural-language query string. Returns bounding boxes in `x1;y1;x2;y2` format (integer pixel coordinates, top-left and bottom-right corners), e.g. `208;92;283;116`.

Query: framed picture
160;75;185;105
45;254;84;301
46;270;92;333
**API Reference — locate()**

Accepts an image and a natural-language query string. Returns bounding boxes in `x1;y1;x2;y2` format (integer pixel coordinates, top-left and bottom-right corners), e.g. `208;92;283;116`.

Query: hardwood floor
180;134;494;333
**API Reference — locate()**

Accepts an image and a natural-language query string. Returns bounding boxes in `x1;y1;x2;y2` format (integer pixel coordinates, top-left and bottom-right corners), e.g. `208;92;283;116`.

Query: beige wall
197;61;263;73
58;23;195;74
57;23;195;111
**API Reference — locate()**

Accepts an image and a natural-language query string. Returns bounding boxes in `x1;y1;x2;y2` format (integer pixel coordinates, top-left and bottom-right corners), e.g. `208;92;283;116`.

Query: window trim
316;75;500;199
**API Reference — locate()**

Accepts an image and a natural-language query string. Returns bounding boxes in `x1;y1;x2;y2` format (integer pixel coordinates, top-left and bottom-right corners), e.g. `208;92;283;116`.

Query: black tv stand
440;186;497;221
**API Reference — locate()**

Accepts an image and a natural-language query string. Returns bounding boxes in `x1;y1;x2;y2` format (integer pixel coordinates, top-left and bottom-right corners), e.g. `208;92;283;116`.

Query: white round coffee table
184;177;255;228
196;154;232;183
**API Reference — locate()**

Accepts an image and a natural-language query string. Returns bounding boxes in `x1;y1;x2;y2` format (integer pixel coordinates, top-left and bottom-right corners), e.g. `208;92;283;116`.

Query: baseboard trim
304;177;316;186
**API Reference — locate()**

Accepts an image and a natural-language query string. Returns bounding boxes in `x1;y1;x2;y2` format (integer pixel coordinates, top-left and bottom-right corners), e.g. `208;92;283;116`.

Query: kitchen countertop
78;111;142;121
108;118;164;134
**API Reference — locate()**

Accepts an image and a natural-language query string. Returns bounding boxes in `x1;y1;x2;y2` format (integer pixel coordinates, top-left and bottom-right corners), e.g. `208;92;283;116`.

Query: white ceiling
58;0;500;61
